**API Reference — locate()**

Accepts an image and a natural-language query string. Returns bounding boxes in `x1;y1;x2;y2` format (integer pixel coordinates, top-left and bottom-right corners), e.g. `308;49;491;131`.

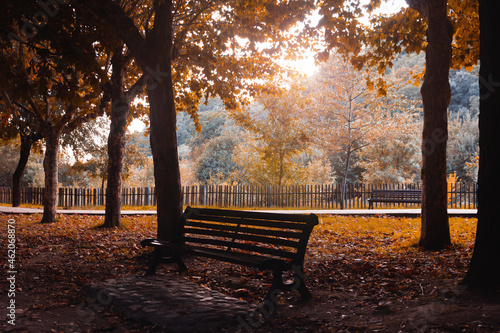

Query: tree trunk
12;134;33;207
104;48;128;228
41;130;60;223
418;0;453;250
463;0;500;290
146;0;183;241
341;147;351;210
148;77;183;241
278;150;284;186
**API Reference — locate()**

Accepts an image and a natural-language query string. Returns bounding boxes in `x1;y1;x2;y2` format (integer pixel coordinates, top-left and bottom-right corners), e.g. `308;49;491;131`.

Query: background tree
0;105;42;206
318;0;479;249
358;113;422;184
77;0;316;241
303;157;335;184
62;126;153;189
194;132;241;185
447;114;479;182
303;53;400;208
0;41;108;223
232;88;308;186
463;0;500;291
104;44;147;227
0;138;44;188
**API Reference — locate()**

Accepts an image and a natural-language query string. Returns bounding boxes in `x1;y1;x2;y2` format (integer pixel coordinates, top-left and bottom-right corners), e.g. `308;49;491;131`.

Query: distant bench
368;189;422;209
141;206;319;305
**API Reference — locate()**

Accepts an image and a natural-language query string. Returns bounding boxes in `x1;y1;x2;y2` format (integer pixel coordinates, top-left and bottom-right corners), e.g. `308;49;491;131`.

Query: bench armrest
140;238;177;248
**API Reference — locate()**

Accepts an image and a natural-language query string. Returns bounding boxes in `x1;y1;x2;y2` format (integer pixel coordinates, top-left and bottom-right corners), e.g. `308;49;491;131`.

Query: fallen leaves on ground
1;213;498;332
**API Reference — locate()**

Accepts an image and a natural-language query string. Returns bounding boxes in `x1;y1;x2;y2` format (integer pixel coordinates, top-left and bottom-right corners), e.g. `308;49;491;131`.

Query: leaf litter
0;213;499;332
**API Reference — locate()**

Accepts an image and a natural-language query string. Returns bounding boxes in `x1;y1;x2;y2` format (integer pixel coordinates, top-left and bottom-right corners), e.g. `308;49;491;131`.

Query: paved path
0;205;478;217
84;275;258;332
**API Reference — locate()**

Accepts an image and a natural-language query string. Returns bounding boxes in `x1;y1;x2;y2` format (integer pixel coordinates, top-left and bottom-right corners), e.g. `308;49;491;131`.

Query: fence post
267;186;271;208
198;185;203;206
28;187;32;204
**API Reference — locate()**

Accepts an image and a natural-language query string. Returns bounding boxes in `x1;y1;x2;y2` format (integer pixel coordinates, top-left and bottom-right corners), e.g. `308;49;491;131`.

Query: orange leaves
310;215;476;259
6;213;157;264
304;215;477;309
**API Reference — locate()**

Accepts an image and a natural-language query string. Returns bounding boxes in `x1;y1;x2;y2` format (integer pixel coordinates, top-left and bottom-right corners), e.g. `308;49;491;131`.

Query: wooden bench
368;189;422;209
141;206;319;305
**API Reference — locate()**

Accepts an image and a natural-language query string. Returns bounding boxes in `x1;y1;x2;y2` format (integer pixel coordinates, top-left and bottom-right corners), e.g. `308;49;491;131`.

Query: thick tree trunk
104;49;128;228
418;0;452;250
463;0;500;290
146;0;183;241
148;78;183;241
41;130;60;223
12;134;33;207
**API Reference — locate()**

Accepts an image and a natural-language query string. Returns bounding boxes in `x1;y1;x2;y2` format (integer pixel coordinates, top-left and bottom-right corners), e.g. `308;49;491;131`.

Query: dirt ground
1;213;499;332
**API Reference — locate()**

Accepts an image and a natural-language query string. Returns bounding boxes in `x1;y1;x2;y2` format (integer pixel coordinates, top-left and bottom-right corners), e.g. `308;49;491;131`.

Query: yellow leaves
366;76;375;91
410;71;424;87
231;86;309;185
319;0;477;77
376;77;387;97
314;215;476;256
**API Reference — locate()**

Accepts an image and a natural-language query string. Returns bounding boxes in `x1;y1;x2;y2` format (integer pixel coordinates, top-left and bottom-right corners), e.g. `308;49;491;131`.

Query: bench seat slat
183;246;292;269
187;215;309;231
185;227;301;248
191;208;316;223
183;236;297;259
185;221;303;239
369;198;421;202
141;240;294;269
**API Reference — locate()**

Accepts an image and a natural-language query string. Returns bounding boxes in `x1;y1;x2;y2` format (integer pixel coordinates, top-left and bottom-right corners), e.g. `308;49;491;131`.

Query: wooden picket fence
0;182;478;209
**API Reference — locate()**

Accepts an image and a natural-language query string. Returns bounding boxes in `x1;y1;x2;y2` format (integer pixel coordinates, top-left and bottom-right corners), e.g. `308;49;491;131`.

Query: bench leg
295;277;312;301
293;266;312;301
145;249;161;276
174;255;188;272
145;249;187;275
263;269;284;312
264;267;313;307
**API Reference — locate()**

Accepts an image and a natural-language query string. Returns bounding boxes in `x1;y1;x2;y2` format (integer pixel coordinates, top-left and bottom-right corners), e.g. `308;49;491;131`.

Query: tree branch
75;0;148;66
406;0;428;18
125;75;145;101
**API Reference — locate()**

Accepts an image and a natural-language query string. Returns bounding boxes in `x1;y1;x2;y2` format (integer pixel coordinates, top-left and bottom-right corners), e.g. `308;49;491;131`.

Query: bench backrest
180;206;319;263
371;189;422;200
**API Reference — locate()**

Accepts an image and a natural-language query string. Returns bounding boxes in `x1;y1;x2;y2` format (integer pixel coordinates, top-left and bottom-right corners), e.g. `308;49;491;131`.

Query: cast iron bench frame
141;206;319;304
368;189;422;209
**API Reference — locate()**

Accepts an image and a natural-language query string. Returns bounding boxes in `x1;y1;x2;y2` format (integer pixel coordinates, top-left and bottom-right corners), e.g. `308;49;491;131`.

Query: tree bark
415;0;453;250
104;48;128;228
145;0;183;241
12;133;36;207
341;147;352;210
41;130;60;223
148;76;183;241
463;0;500;290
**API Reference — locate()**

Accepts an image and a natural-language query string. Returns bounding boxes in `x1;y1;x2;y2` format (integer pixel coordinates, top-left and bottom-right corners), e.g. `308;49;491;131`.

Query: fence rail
0;182;477;210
